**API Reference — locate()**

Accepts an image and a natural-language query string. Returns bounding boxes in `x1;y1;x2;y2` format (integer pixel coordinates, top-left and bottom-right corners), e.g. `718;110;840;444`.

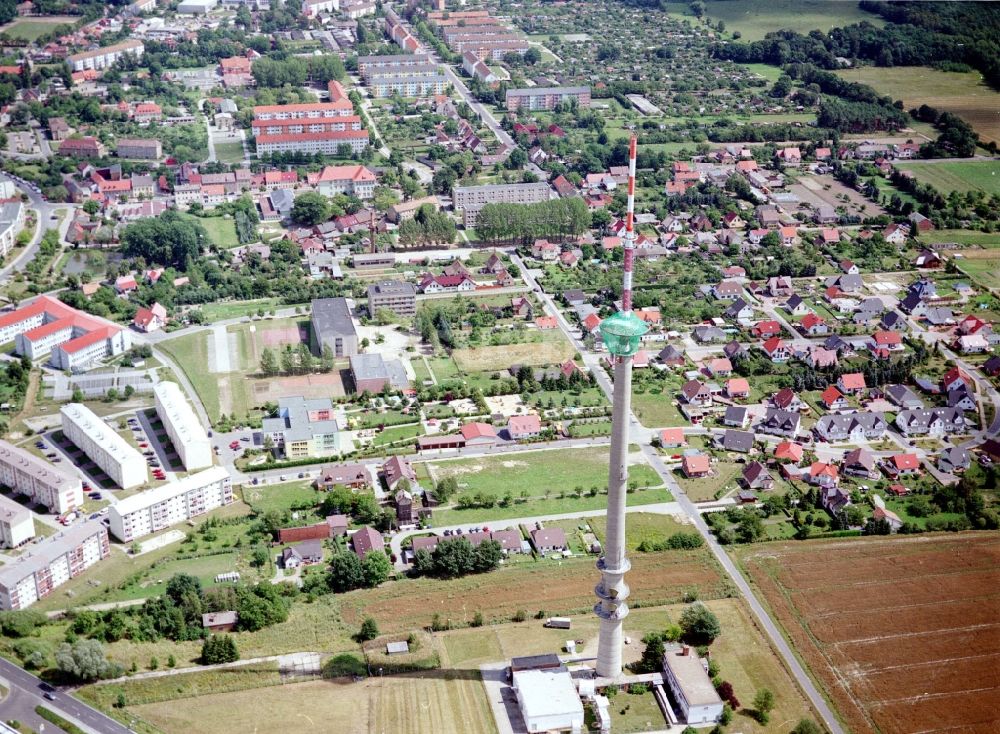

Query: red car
229;441;240;450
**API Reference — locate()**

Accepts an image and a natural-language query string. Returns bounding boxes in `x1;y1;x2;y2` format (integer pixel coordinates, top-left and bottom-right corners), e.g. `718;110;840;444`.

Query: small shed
386;641;409;655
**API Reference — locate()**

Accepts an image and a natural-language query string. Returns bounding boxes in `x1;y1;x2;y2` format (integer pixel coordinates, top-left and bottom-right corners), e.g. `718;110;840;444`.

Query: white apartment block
154;382;213;471
453;182;553;226
68;40;145;72
60;404;147;490
253;102;355;121
0;202;25;258
254;129;369;157
0;440;83;514
0;521;110;610
108;466;233;542
0;494;34;548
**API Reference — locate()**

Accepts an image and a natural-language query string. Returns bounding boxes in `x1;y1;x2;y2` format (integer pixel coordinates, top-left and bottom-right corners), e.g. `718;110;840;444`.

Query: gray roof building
310;297;357;358
367;280;417;317
720;429;754;453
350;352;409;394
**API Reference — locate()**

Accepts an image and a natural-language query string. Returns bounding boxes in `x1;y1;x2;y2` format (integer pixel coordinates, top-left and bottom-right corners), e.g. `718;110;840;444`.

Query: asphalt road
0;657;134;734
0;173;72;285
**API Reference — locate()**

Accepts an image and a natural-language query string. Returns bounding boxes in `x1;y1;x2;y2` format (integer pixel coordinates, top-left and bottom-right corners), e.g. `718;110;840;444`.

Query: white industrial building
60;404;147;490
0;440;83;514
662;646;725;725
153;382;213;471
108;466;233;542
0;520;110;610
512;667;585;734
0;494;34;548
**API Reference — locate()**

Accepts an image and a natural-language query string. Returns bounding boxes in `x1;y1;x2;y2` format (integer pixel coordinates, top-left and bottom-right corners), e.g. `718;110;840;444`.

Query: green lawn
214;140;246;165
199;299;290;323
934;229;1000;247
429;447;662;500
703;0;883;41
241;481;323;515
0;18;73;41
371;422;424;447
955;257;1000;290
180;213;240;248
606;688;667;733
675;462;743;503
430;486;668;527
895;161;1000;196
742;62;785;82
631;390;686;428
158;331;220;424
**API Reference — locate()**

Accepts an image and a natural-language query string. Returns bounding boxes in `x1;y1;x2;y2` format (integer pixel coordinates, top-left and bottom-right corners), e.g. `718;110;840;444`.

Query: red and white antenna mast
621;135;637;313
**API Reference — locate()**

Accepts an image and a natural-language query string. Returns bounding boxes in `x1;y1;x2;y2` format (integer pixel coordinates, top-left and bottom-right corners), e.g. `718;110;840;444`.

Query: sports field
737;534;1000;734
0;16;75;41
835;66;1000;145
703;0;883;42
894;161;1000;196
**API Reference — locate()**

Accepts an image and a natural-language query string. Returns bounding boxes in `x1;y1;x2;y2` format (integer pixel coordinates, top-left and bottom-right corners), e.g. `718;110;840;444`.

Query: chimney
681;646;690;656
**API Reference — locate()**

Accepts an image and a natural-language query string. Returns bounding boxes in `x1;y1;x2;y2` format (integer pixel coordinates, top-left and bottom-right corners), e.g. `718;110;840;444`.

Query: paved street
0;173;75;286
0;658;134;734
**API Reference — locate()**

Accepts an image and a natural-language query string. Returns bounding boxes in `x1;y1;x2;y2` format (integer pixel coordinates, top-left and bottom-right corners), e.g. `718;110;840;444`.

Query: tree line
475;197;590;244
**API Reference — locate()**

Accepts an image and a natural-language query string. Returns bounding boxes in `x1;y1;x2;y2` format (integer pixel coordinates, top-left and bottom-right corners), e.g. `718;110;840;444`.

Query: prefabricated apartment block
0;520;110;610
108;466;233;542
60;403;147;489
153;381;213;471
0;440;83;514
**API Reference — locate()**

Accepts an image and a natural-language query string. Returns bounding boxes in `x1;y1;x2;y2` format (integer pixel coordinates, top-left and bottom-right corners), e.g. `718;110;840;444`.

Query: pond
61;250;120;276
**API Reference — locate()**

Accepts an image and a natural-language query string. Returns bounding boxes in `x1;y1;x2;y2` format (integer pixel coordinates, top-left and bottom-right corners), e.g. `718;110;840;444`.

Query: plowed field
738;534;1000;734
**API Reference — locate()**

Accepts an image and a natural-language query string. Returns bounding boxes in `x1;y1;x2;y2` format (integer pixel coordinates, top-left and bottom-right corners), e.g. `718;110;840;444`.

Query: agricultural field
894;161;1000;196
128;675;498;734
700;0;883;42
737;534;1000;734
953;253;1000;291
834;66;1000;145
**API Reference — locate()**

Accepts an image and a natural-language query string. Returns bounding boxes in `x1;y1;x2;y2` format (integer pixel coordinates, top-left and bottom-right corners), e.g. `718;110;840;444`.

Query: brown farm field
834;66;1000;145
737;534;1000;734
451;336;575;371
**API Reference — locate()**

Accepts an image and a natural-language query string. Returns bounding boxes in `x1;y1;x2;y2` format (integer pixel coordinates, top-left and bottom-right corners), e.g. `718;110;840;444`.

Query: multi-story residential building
341;0;375;18
0;201;25;258
4;296;129;371
154;382;213;471
362;63;442;83
367;74;449;98
68;40;145;72
0;520;110;610
0;441;83;514
108;466;233;542
173;183;202;209
357;54;432;75
58;137;106;158
307;164;376;199
462;51;497;84
505;86;591;112
301;0;336;16
367;280;417;317
61;404;147;489
252;102;369;157
0;494;34;548
453;182;552;227
261;397;343;459
116;138;162;159
310;297;357;357
452;38;528;60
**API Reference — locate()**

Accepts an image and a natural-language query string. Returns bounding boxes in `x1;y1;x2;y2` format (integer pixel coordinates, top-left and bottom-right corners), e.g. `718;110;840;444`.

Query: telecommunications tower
594;135;648;678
